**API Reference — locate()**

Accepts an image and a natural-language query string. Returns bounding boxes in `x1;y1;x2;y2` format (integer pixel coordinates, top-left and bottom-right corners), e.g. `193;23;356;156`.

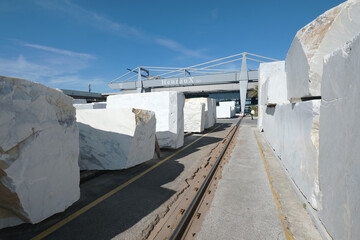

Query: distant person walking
250;109;255;120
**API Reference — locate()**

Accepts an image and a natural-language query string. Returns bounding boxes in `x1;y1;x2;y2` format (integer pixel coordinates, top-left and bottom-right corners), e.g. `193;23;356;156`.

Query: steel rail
170;117;242;240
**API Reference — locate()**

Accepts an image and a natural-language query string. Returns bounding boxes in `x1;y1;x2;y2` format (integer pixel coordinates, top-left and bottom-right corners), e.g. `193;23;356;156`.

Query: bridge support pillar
137;67;143;93
239;53;249;115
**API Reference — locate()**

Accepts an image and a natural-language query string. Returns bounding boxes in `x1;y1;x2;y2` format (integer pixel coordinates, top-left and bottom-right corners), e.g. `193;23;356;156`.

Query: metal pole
137;67;142;93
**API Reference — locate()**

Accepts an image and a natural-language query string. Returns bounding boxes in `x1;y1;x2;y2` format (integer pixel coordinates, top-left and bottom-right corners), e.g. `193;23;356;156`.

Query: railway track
149;118;242;240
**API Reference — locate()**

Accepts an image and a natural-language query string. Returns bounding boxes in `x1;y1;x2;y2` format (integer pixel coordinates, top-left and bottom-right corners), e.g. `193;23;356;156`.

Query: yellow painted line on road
31;124;223;240
254;132;294;240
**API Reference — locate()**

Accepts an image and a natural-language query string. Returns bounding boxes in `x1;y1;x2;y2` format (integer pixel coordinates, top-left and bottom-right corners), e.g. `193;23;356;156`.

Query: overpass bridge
108;52;279;114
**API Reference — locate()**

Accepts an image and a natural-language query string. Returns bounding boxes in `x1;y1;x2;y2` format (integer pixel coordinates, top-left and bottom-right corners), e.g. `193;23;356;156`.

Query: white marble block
207;98;217;128
318;33;360;240
184;98;216;129
107;91;185;149
216;101;235;119
77;108;156;170
258;61;288;131
184;100;205;133
0;76;80;229
286;0;360;99
261;101;321;210
74;102;106;110
259;61;287;105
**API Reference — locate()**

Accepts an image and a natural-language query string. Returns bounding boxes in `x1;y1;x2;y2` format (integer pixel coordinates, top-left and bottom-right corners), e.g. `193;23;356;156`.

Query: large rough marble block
286;0;360;99
77;108;156;170
261;101;321;210
318;33;360;240
0;76;80;229
258;61;288;131
107;91;185;149
184;98;216;129
74;102;106;110
184;100;205;133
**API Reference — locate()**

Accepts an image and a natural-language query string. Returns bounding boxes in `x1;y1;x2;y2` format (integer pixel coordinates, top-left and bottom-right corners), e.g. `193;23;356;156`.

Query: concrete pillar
239;53;249;114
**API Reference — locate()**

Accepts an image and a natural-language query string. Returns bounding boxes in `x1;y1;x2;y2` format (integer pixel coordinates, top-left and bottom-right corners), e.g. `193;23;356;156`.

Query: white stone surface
286;0;360;98
262;101;321;210
74;102;106;110
207;98;217;128
0;76;80;229
258;61;288;131
184;98;216;129
77;108;156;170
107;91;185;149
318;33;360;240
184;100;205;133
216;101;235;119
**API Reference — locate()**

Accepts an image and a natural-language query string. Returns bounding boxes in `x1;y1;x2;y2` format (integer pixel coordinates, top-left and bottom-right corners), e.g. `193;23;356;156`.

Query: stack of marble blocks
0;76;80;229
107;91;185;149
259;1;360;238
216;101;236;118
184;98;216;133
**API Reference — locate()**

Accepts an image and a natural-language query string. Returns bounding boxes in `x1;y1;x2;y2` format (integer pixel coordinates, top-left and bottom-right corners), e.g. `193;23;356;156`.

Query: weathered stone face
77;108;156;170
319;33;360;240
286;0;360;98
184;100;205;133
0;76;80;229
107;91;185;149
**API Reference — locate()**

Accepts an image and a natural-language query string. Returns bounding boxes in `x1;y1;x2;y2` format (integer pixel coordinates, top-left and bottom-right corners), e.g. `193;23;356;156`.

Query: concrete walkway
197;121;286;240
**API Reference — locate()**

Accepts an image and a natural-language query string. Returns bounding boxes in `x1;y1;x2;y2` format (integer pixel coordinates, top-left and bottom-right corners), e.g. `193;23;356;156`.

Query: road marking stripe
254;131;294;240
31;124;223;240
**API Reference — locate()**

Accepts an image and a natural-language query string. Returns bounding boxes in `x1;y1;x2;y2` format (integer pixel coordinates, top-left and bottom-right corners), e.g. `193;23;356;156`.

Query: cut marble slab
74;102;106;110
262;101;321;210
259;61;287;105
207;98;217;128
219;101;236;118
258;61;288;131
107;91;185;149
184;98;216;129
77;108;156;170
0;76;80;229
216;101;235;119
318;33;360;240
286;0;360;98
184;100;205;133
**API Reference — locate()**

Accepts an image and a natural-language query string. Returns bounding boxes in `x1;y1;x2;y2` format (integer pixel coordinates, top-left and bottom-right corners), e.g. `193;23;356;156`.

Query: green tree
248;85;258;98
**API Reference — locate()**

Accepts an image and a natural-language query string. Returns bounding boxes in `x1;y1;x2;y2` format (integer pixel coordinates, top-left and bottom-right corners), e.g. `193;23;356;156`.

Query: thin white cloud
155;38;209;59
48;75;106;87
23;43;95;59
33;0;209;59
0;55;59;80
0;54;107;91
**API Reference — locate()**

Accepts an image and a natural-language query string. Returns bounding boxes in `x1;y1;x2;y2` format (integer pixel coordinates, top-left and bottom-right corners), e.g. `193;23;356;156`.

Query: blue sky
0;0;344;93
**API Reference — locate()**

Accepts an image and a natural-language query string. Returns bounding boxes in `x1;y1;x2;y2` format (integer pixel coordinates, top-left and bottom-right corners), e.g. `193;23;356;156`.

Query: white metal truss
108;52;279;113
